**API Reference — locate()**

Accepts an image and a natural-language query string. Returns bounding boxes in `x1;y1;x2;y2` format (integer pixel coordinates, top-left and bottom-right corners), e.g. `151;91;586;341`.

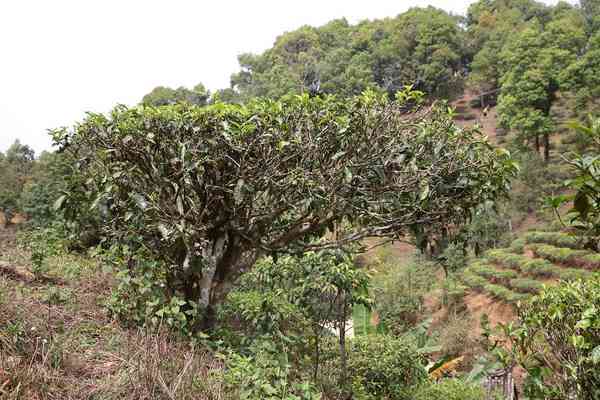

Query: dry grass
0;228;226;400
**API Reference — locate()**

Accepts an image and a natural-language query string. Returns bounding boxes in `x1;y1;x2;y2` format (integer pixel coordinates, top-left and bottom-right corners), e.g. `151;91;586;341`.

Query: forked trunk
193;237;257;330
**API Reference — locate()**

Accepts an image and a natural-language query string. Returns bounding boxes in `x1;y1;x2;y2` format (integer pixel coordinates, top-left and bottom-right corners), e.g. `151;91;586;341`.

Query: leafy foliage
413;378;485;400
348;334;427;400
53;89;515;327
231;7;466;101
141;83;210;106
502;278;600;399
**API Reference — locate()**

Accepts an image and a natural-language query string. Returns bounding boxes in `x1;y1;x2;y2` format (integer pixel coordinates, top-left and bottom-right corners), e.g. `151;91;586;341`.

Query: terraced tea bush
469;263;497;279
508;278;543;294
472;263;519;284
555;267;591;281
521;259;555;278
524;231;582;249
581;253;600;270
485;249;524;271
483;283;529;303
483;283;513;301
532;244;589;266
509;238;526;254
461;272;488;290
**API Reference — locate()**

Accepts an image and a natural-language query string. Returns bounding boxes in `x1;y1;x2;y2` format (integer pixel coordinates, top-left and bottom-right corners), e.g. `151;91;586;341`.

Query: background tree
465;0;551;95
141;82;209;106
0;140;35;217
54;90;516;329
496;14;585;161
230;7;466;101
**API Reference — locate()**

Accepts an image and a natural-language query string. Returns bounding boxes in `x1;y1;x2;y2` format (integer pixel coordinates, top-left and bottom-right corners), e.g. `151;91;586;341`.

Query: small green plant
532;244;589;266
413;379;485;400
524;231;582;249
501;277;600;399
509;238;526;254
508;278;543;294
520;259;555;278
461;271;488;290
43;286;73;305
349;334;427;400
105;244;201;336
224;340;321;400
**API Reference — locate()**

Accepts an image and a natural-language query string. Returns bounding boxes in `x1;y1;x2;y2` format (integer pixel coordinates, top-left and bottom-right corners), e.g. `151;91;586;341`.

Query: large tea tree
54;90;516;327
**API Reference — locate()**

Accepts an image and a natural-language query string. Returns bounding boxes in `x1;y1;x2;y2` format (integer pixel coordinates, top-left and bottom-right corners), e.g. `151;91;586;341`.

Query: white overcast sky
0;0;572;154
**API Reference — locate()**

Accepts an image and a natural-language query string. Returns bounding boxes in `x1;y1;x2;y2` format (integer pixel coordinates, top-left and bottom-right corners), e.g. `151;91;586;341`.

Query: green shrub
224;340;320;400
532;244;589;266
470;263;518;282
581;253;600;269
506;278;600;399
524;231;582;249
509;238;526;254
441;278;468;312
483;283;512;300
349;335;427;400
105;245;201;335
556;267;591;281
461;271;488;290
485;249;524;271
508;278;543;294
521;259;555;277
413;379;485;400
373;262;435;335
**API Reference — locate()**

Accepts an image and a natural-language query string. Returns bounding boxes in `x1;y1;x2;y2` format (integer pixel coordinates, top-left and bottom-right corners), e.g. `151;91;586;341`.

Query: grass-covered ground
0;227;226;399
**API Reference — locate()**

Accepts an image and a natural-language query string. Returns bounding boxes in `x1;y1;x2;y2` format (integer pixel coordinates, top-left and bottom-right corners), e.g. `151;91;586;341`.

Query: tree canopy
54;90;516;327
141;83;210;106
230;7;465;101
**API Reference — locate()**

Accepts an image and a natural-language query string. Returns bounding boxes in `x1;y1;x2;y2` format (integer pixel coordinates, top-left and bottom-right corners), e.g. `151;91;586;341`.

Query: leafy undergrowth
460;229;600;306
0;228;226;400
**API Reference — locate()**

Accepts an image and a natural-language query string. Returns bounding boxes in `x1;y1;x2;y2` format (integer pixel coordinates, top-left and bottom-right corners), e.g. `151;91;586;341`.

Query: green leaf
591;345;600;364
344;167;353;184
53;195;67;211
176;196;184;216
420;184;430;201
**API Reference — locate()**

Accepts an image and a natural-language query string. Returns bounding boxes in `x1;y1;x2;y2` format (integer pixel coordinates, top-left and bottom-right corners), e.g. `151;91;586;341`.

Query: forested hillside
1;1;600;399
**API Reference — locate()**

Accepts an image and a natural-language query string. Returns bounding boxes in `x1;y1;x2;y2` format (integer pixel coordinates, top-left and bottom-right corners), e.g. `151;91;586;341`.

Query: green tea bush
349;334;427;400
105;245;201;335
461;271;488;290
532;244;589;266
508;278;543;294
485;249;524;271
412;379;485;400
520;259;555;278
470;263;517;283
556;267;591;281
506;278;600;399
224;340;320;400
524;231;582;249
483;284;513;301
581;253;600;270
509;238;526;254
